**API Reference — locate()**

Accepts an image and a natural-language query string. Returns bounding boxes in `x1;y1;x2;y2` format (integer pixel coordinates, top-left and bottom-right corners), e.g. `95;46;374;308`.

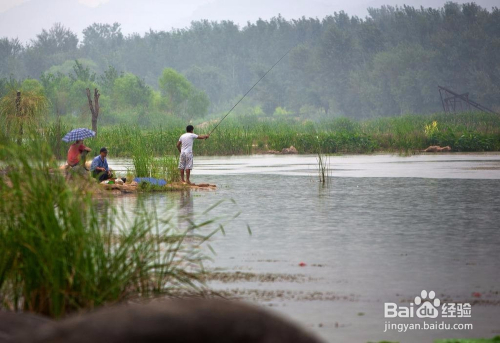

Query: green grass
19;111;500;157
130;134;180;182
0;142;233;318
434;337;500;343
368;336;500;343
369;337;500;343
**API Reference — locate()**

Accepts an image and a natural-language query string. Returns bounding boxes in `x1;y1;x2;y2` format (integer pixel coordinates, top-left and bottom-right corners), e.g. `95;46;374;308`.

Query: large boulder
0;311;53;343
14;299;322;343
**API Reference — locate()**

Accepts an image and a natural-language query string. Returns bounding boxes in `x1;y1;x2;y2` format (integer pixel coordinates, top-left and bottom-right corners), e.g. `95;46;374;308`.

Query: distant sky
0;0;498;42
0;0;110;12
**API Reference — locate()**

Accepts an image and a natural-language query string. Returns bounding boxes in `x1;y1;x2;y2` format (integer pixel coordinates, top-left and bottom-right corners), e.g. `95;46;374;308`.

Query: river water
110;154;500;343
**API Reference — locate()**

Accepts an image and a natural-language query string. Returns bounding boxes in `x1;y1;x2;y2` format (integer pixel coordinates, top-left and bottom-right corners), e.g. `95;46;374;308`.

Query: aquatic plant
131;136;158;178
162;155;181;184
316;152;330;184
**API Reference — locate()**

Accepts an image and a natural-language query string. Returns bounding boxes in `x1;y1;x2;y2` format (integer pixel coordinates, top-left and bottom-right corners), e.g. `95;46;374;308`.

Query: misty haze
0;0;499;343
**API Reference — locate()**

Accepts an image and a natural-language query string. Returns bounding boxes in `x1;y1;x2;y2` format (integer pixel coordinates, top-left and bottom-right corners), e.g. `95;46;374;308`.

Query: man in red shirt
67;140;92;167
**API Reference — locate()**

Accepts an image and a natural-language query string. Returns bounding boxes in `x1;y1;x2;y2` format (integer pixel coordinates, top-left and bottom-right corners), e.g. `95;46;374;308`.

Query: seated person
67;140;92;168
90;147;113;182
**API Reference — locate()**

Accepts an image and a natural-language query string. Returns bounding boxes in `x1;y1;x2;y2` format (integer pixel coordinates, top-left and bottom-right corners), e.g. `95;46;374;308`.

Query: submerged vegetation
0;142;232;318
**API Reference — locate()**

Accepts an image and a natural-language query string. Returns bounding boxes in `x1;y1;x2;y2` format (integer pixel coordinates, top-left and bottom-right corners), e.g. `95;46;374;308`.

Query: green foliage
46;59;97;78
23;23;79;77
99;65;121;94
455;132;495;152
159;68;192;113
158;68;210;119
82;23;124;67
40;60;99;118
4;3;500;118
113;73;152;109
21;78;44;93
40;119;72;159
40;73;72;115
70;59;96;83
69;79;96;115
273;107;292;116
0;88;49;142
434;337;500;343
185;66;228;107
0;38;24;78
186;89;210;119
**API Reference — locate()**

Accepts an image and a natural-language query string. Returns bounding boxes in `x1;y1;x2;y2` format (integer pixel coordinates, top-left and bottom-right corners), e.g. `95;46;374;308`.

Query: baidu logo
384;289;469;319
414;290;440;318
383;290;473;332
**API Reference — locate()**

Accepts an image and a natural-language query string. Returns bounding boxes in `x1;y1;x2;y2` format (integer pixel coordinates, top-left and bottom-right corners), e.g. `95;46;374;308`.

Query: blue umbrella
62;128;96;142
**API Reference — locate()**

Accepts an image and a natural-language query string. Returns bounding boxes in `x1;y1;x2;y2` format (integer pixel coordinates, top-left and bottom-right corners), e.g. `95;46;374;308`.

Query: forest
0;1;499;123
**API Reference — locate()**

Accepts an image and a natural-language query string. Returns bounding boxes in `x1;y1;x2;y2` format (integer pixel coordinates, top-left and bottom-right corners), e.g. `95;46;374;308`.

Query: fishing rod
209;46;295;135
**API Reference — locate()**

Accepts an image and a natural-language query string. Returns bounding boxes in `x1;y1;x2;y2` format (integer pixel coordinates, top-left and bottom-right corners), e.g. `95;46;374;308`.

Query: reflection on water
178;189;194;232
111;154;500;343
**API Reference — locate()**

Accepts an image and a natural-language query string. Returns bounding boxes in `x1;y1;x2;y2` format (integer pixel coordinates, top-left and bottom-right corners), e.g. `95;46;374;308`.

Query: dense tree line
0;2;499;119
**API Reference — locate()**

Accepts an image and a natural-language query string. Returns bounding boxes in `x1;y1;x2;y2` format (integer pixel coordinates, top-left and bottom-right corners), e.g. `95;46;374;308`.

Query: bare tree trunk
86;88;100;135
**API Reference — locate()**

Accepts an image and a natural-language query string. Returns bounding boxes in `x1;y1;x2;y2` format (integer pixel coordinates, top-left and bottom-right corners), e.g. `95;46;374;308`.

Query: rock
166;182;217;191
423;145;452;152
196;183;215;188
0;311;54;342
16;299;323;343
281;146;298;154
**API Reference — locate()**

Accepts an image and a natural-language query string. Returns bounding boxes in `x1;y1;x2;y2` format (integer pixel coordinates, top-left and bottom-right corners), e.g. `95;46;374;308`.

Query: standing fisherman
176;125;209;184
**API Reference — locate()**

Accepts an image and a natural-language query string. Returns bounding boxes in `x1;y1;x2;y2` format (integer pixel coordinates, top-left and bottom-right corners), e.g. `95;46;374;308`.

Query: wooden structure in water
438;86;498;114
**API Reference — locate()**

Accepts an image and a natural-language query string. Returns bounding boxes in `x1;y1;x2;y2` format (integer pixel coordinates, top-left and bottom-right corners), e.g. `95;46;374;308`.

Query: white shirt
178;133;199;153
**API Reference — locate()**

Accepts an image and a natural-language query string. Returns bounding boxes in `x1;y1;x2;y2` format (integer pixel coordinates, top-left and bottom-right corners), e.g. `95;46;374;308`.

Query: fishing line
209;46;295;135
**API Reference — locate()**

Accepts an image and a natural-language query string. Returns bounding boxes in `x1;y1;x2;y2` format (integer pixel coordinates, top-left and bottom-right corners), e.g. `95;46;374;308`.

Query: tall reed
34;112;500;157
0;142;229;318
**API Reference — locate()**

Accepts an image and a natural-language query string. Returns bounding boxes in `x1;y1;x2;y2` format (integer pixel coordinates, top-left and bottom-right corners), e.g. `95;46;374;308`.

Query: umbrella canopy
62;128;96;143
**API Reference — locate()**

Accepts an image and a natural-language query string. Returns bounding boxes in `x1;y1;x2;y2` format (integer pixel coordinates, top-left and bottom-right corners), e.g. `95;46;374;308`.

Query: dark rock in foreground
4;299;323;343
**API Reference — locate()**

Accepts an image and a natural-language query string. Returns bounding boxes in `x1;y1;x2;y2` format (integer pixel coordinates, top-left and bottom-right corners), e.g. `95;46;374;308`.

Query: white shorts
178;152;194;170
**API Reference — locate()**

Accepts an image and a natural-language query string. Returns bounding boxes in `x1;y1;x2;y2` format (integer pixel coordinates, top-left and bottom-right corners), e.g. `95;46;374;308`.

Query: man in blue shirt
90;147;112;182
